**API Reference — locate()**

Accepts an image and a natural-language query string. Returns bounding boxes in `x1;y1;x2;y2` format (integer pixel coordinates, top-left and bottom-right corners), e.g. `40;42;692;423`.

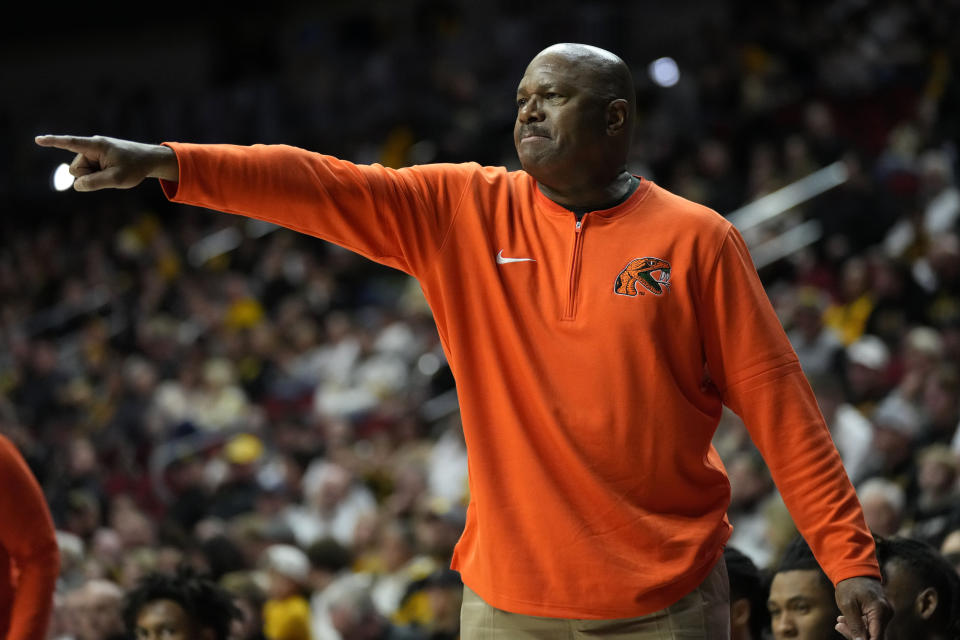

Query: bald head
514;43;636;205
530;44;635;106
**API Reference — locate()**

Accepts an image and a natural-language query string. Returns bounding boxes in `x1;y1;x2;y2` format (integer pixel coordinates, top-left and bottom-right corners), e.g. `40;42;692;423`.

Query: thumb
843;611;866;640
74;165;132;192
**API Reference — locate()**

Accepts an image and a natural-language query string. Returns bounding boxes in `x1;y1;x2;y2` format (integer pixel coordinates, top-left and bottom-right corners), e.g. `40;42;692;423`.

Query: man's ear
606;99;629;135
915;586;939;620
730;596;751;627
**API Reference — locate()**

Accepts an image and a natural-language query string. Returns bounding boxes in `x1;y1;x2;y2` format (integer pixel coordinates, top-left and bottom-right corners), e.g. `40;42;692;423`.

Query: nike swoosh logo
497;250;536;264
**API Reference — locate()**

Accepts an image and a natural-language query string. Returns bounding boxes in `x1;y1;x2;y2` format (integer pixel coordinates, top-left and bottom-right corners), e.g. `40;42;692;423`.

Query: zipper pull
575;219;582;232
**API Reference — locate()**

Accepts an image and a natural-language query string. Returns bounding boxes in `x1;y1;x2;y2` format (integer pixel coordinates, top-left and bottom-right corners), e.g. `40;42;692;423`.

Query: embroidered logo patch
614;257;671;296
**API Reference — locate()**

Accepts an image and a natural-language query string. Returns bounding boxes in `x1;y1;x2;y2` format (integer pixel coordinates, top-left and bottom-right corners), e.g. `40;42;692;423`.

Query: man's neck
538;170;639;215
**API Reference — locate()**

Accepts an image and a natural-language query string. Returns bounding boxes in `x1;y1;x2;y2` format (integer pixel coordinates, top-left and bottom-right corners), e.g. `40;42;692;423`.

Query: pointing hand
34;135;178;191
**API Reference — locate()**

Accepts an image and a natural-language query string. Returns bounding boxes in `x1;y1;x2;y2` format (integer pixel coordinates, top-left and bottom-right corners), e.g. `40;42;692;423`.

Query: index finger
34;135;99;154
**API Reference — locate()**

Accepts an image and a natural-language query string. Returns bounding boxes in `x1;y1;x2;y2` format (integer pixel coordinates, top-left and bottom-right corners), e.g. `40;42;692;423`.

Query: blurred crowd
3;0;960;639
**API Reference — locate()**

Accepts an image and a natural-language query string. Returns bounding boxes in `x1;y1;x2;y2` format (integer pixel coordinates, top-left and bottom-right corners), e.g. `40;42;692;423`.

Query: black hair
776;534;834;592
122;566;241;640
306;537;353;573
724;546;769;640
875;535;960;636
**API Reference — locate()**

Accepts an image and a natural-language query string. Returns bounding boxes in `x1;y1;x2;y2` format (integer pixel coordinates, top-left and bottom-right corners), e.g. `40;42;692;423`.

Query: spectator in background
786;286;843;377
809;373;873;485
940;527;960;574
123;567;241;640
220;571;267;640
843;334;893;419
723;546;768;640
858;477;907;538
767;535;844;640
824;256;875;347
918;364;960;448
0;432;60;640
910;445;959;544
306;538;355;640
325;576;424;640
872;535;960;640
261;544;312;640
861;393;923;485
74;579;126;640
286;461;377;549
367;520;437;619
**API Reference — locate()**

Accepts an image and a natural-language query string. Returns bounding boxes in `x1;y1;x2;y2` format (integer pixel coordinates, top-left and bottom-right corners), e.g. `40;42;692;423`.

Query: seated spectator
306;538;355;640
842;334;893;418
325;576;425;640
940;527;960;574
221;570;268;640
75;579;126;640
786;286;843;377
872;535;960;640
393;568;463;640
122;567;241;640
261;544;312;640
724;546;769;640
824;257;875;347
919;363;960;447
809;372;873;485
909;445;960;544
367;520;437;618
860;394;923;484
767;535;844;640
285;461;377;549
858;477;908;537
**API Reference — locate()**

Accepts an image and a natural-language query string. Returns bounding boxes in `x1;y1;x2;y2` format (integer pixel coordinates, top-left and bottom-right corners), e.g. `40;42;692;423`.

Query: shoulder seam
430;164;476;271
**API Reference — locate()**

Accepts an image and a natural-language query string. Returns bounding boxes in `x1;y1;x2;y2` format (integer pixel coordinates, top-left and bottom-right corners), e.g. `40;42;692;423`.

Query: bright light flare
648;57;680;88
52;163;74;191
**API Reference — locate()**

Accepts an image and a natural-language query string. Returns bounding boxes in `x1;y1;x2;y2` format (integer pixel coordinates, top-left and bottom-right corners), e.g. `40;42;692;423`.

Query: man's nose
773;613;797;637
518;97;544;123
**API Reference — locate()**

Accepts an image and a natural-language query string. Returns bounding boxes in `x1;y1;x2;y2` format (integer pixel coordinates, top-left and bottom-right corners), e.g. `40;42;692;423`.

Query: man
723;546;768;640
325;576;425;640
869;536;960;640
123;568;242;640
75;579;127;640
767;535;845;640
36;42;890;638
0;432;60;640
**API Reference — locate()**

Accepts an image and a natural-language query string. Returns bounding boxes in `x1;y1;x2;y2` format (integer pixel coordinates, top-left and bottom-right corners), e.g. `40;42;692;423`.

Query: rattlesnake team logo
614;257;672;296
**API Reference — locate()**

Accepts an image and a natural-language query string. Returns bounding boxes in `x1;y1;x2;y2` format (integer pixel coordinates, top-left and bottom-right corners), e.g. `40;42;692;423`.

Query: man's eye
516;98;528;108
545;93;562;101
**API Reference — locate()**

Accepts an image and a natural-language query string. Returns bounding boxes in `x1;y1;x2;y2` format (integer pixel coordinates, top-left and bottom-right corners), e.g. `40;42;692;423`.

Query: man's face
881;560;921;640
513;52;608;185
768;570;842;640
134;599;207;640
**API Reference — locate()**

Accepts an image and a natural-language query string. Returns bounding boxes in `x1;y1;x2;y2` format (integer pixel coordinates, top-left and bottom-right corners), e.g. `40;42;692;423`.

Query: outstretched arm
35;134;179;190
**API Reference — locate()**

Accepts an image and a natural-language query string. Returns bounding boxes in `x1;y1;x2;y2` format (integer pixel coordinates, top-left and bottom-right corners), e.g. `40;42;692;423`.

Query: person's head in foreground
123;567;242;640
724;546;769;640
767;535;843;640
513;43;635;205
874;535;960;640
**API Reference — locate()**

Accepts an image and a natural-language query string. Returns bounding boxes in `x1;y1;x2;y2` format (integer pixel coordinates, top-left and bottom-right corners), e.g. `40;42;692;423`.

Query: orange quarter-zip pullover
160;143;880;619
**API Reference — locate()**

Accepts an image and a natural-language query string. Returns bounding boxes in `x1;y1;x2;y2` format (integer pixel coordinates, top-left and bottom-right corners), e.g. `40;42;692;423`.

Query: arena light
418;352;441;376
52;163;74;191
648;57;680;88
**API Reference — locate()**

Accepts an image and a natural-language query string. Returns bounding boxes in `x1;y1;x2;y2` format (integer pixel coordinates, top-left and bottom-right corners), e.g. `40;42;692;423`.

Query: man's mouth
520;129;550;141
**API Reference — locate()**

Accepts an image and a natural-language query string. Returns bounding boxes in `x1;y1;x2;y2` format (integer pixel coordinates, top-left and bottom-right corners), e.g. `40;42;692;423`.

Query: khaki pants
460;558;730;639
